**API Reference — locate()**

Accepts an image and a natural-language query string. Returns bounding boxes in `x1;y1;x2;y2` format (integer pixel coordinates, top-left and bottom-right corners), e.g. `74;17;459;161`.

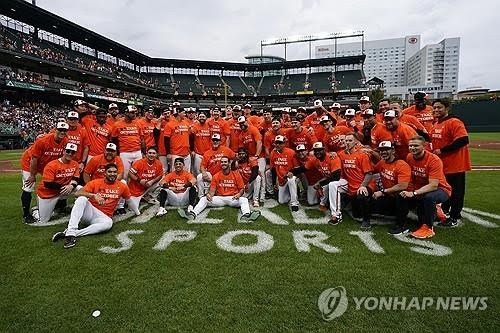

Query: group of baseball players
20;91;471;248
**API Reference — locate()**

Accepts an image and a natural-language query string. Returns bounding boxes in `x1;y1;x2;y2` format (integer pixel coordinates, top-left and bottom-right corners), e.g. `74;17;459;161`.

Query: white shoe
252;200;260;207
146;198;160;205
156;207;168;217
187;205;194;213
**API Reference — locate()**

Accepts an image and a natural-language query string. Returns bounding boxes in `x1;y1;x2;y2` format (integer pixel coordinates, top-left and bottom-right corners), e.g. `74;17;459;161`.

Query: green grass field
1;137;500;332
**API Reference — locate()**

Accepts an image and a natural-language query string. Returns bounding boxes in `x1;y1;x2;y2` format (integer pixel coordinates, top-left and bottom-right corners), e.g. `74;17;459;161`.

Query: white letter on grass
292;230;340;253
216;230;274;254
153;229;197;251
349;231;385;254
99;230;144;254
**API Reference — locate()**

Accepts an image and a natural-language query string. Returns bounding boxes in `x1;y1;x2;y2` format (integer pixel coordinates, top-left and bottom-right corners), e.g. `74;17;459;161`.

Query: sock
21;191;32;217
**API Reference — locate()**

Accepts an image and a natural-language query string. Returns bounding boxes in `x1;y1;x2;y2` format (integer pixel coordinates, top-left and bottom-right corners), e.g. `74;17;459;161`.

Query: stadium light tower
260;31;364;60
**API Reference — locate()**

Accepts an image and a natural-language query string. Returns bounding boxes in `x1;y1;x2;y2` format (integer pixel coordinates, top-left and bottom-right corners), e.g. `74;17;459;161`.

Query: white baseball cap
67;111;79;119
274;135;286;143
295;144;306;151
65;143;78;151
233;105;242;111
345;109;356;116
237;116;246;123
56;122;69;130
359;96;370;102
312;142;324;149
108;103;118;110
378;141;394;149
105;143;117;151
172;101;181;107
314;99;323;107
211;133;221;140
126;105;137;112
384;110;397;118
363;109;375;116
243;103;252;109
319;115;331;123
74;99;85;106
331;102;341;109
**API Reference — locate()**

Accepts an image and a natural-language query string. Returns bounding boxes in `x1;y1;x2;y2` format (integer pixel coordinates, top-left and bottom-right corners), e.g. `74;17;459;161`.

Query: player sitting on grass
178;156;260;221
156;157;197;217
52;163;140;249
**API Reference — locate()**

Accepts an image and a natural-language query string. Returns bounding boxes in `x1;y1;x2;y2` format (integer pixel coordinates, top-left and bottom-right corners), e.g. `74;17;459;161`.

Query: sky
34;0;500;90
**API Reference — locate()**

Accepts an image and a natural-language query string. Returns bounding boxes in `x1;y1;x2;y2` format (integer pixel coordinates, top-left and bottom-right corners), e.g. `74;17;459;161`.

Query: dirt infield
0;161;18;173
469;140;500;150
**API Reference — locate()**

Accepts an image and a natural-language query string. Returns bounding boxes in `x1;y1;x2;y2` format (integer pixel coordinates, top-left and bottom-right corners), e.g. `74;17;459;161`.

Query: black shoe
23;215;36;224
241;211;261;221
388;225;409;235
64;236;76;249
52;231;65;242
265;192;274;200
115;208;127;216
328;216;342;226
439;217;460;228
177;208;195;220
361;220;371;230
291;205;299;212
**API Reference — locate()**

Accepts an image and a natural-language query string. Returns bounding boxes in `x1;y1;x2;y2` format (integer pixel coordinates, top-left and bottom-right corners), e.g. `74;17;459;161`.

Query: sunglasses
65;149;76;154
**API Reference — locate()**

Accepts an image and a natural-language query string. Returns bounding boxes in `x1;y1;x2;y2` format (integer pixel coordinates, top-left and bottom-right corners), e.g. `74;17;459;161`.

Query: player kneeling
52;163;140;249
177;156;260;221
236;148;261;207
156;158;197;217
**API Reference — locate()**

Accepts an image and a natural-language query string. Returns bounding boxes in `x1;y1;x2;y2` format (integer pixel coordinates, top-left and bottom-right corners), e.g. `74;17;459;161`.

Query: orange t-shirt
295;154;322;184
161;170;195;193
210;170;245;196
83;154;125;181
303;112;326;139
430;117;471;174
207;117;230;145
337;149;373;195
402;105;435;133
201;146;236;175
286;127;317;151
263;129;290;154
83;178;131;217
66;124;89;163
163;118;191;156
81;116;112;156
111;120;143;153
406;151;452;196
305;154;341;178
191;121;212;155
157;118;169;155
371;123;417;160
373;159;411;191
238;159;259;183
30;133;68;174
37;159;80;199
322;126;351;152
248;115;262;127
137;118;158;149
270;147;297;186
400;114;427;133
128;158;164;196
226;119;242;152
259;121;273;136
238;125;262;156
106;115;123;127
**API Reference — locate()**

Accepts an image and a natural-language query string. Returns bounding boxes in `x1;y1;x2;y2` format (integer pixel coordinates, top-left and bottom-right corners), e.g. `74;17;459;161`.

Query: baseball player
163;107;191;171
51;163;140;249
190;111;211;175
178;156;260;221
35;143;81;224
156;157;197;217
82;143;124;183
402;91;435;133
80;108;112;162
21;122;69;224
236;148;261;207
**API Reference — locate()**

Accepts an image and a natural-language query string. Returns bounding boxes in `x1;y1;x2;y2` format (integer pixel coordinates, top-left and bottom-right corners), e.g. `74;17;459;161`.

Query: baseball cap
312;142;324;150
67;111;79;119
237;116;246;123
313;99;323;107
345;109;356;117
126;105;137;113
211;133;221;141
331;102;341;109
56;122;69;130
65;143;78;151
174;157;185;164
297;106;306;112
363;109;375;117
295;144;306;151
319;115;331;123
108;103;118;110
359;96;370;103
378;141;394;149
105;143;117;151
233;105;242;111
73;99;85;107
384;110;397;118
274;135;286;143
187;107;196;112
172;102;181;107
243;103;252;109
414;91;427;100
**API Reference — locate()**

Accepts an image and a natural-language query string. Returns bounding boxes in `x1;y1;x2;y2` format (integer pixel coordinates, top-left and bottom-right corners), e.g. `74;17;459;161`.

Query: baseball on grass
92;310;101;317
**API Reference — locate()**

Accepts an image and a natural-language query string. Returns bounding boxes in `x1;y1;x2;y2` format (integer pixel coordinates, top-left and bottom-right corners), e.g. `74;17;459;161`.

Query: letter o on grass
216;230;274;254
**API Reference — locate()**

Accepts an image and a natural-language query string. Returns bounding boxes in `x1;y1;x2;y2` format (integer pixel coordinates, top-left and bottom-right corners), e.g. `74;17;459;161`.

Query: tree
368;88;384;108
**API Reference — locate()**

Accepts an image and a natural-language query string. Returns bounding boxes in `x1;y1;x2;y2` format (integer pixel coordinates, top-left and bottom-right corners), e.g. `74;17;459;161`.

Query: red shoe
411;224;435;239
436;204;446;222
